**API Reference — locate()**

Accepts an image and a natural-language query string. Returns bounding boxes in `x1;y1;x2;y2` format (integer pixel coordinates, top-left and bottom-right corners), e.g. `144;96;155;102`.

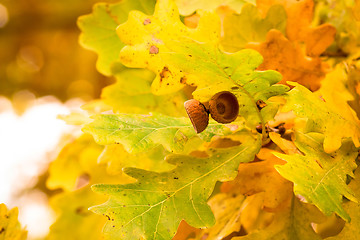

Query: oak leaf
221;148;292;211
175;0;255;16
275;132;358;221
90;133;261;240
317;64;360;126
197;193;246;239
313;0;360;53
82;113;237;153
235;195;324;240
48;188;107;240
247;30;327;91
98;145;174;176
47;134;103;191
47;134;133;240
282;82;360;152
101;68;187;116
256;0;314;41
78;0;156;76
257;0;336;55
117;0;288;128
327;168;360;239
305;24;336;57
221;4;287;52
0;204;27;240
197;148;292;239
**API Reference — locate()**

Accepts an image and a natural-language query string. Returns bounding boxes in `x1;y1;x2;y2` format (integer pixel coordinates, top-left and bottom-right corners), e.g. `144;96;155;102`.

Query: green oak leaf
82;113;239;153
274;132;358;222
282;82;360;153
175;0;255;16
77;0;156;76
221;4;287;52
101;68;187;117
0;204;27;240
90;133;261;240
117;0;289;128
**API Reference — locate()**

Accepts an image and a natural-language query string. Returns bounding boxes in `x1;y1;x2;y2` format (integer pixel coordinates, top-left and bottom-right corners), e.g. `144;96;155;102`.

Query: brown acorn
209;91;239;123
184;99;209;133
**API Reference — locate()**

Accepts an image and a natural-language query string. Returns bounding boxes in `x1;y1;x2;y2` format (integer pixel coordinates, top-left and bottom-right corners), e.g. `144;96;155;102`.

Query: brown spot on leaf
159;66;171;82
0;228;5;234
143;18;151;25
180;76;186;84
256;99;267;110
149;45;159;54
75;207;91;216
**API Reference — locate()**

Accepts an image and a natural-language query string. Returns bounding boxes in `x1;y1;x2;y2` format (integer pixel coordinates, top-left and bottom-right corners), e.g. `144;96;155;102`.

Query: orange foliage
247;30;328;90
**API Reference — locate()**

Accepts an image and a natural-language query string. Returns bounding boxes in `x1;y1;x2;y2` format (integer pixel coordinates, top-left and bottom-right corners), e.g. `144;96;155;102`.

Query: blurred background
0;0;117;238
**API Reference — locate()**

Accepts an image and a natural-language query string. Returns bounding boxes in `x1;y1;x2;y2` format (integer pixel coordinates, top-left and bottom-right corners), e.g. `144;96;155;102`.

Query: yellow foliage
0;204;27;240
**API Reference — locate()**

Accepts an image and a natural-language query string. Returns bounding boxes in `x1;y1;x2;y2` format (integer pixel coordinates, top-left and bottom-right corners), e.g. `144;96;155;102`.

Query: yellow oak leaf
98;144;174;176
101;68;187;116
175;0;255;16
116;0;286;108
247;29;328;91
235;195;325;240
347;57;360;117
0;204;27;240
117;0;221;95
354;0;360;21
282;83;360;153
269;132;299;155
327;168;360;239
196;192;275;239
47;134;104;192
317;64;360;128
48;187;107;240
313;0;360;54
47;135;133;240
197;193;246;239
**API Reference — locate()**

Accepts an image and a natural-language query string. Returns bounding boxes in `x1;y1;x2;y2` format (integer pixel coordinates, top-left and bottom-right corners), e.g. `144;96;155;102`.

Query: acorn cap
209;91;239;124
184;99;209;133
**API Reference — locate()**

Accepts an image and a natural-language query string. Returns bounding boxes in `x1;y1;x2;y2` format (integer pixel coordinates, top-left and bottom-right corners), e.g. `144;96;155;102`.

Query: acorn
184;99;209;133
209;91;239;124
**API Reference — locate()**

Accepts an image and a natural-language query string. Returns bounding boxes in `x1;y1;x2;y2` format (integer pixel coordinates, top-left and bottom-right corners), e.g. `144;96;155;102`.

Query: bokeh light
0;95;84;238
